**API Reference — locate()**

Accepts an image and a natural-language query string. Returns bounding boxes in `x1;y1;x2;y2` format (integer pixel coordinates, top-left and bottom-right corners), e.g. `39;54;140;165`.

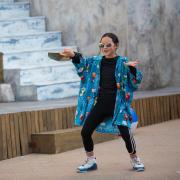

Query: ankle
87;155;96;160
130;153;137;159
86;151;94;158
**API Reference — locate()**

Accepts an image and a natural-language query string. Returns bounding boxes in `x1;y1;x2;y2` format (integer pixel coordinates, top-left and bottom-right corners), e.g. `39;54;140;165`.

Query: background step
0;31;62;53
12;81;80;101
3;46;77;69
0;0;14;2
0;16;46;36
0;0;79;101
31;127;117;154
22;64;79;85
36;81;80;100
0;2;30;19
4;68;80;100
4;63;79;86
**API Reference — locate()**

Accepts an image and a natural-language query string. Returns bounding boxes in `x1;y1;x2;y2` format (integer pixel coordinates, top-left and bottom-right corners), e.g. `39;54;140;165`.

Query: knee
81;128;91;139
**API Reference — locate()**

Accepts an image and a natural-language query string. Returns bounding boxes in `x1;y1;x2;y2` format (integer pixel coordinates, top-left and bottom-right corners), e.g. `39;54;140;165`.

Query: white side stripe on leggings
128;128;136;153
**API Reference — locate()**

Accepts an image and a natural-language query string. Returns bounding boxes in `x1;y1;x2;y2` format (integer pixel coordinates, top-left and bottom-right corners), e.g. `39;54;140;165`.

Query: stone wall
29;0;180;90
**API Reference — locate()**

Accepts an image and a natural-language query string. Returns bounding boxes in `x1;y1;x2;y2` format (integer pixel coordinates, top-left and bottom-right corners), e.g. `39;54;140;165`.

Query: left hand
124;60;140;67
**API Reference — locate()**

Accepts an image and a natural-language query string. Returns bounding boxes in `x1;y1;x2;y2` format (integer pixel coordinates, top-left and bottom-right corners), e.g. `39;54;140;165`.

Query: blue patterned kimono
72;55;143;134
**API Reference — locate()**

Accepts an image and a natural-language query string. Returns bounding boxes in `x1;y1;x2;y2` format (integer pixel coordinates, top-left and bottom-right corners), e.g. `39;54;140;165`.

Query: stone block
0;52;3;82
0;0;14;2
3;46;77;69
0;16;46;36
37;81;80;100
0;31;62;53
0;2;29;19
3;67;80;100
0;83;15;102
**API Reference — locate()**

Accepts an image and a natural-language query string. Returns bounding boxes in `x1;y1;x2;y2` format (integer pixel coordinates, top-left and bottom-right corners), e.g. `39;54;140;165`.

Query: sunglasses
99;43;112;48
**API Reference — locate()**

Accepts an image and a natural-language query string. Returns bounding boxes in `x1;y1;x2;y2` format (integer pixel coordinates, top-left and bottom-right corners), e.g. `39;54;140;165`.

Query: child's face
99;37;118;58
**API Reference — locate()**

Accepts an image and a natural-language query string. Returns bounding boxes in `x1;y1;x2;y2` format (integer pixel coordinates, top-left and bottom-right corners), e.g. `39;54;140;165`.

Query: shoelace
81;160;88;166
132;157;141;165
81;159;92;166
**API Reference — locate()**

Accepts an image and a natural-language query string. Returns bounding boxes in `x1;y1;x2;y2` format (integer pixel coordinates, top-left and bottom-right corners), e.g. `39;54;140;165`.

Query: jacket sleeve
122;57;143;91
127;66;143;91
71;52;94;79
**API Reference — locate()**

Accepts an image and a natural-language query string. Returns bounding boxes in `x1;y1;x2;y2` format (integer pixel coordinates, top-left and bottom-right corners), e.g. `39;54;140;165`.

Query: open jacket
72;54;143;134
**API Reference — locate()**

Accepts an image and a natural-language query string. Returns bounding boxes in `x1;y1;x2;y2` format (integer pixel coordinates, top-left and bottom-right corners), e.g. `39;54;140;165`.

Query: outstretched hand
59;48;75;58
124;60;140;67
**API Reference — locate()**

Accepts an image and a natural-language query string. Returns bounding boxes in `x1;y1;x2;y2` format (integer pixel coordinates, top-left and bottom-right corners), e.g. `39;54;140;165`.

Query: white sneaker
130;156;145;172
77;157;97;173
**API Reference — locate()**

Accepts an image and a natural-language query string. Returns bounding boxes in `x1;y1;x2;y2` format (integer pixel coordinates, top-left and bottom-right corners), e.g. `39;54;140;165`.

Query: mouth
102;48;108;52
102;50;109;54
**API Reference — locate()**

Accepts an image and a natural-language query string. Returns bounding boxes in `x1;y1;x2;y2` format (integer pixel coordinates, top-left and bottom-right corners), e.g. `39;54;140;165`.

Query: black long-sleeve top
72;53;136;97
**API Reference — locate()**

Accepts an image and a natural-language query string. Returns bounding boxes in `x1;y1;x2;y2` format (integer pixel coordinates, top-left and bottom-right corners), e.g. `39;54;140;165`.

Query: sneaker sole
133;167;145;172
76;168;97;173
76;165;98;173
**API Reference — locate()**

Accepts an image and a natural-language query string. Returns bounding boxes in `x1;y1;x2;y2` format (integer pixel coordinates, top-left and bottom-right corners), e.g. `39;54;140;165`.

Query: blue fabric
72;55;143;134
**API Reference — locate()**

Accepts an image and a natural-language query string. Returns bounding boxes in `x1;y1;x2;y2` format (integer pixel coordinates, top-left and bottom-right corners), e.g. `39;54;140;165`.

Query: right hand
60;48;75;58
124;60;140;67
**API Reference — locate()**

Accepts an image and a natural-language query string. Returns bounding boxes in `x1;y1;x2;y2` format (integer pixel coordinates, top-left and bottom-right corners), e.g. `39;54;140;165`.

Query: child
61;33;145;172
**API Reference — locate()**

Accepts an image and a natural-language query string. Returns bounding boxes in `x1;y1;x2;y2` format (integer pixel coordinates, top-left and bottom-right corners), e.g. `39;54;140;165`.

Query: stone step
4;70;80;100
36;81;80;100
0;31;62;53
4;63;80;100
3;46;77;69
24;65;78;85
0;16;46;36
4;63;80;86
0;0;14;2
0;2;30;19
31;127;117;154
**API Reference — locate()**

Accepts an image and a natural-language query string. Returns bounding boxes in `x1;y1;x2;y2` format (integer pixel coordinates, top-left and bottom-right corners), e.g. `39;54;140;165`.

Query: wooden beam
0;94;180;160
31;127;117;154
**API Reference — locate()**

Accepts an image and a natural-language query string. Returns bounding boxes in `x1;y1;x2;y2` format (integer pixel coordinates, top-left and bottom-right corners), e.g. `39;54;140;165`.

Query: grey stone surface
0;1;78;101
30;0;128;56
3;67;80;101
30;0;180;90
0;83;15;102
0;16;46;36
0;1;30;20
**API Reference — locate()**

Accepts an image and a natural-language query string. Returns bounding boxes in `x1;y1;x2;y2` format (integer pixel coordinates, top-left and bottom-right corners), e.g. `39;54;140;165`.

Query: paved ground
0;119;180;180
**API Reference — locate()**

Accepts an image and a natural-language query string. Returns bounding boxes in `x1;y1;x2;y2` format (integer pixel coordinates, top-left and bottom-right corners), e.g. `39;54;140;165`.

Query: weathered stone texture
30;0;180;90
0;83;15;102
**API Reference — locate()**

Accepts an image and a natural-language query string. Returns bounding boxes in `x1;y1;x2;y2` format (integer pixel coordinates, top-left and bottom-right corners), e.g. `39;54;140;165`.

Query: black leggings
81;93;136;154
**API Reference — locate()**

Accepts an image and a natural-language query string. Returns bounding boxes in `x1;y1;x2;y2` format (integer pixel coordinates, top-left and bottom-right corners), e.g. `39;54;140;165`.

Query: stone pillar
0;53;15;102
0;83;15;102
0;52;3;83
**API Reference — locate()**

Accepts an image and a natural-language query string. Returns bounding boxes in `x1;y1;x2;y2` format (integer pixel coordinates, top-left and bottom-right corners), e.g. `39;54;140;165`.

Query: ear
116;43;119;49
114;43;119;52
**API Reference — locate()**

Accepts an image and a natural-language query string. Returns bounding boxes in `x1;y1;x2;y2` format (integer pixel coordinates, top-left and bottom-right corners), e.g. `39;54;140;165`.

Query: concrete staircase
0;0;80;101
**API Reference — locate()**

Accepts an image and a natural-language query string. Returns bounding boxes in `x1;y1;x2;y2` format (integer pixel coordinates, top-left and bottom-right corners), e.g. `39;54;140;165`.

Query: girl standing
61;33;145;172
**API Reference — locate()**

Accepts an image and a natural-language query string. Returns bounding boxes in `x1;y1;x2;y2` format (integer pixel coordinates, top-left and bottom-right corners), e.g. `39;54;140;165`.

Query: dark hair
100;33;119;45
